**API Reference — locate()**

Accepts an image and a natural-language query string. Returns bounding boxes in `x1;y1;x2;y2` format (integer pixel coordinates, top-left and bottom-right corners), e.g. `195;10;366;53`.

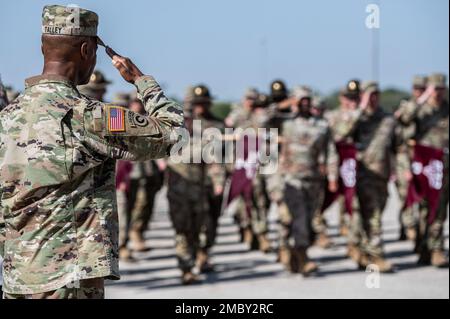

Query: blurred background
0;0;449;117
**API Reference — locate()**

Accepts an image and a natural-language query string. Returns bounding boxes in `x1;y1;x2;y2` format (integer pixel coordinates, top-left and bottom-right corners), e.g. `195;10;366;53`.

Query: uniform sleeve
77;75;184;161
397;100;420;125
341;108;364;140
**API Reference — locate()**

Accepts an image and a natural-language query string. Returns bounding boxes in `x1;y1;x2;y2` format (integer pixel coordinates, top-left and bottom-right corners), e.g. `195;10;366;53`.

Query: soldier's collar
25;74;76;89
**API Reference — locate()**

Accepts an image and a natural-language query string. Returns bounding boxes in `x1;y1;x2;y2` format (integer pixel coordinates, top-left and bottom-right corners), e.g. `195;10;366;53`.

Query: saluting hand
111;51;144;84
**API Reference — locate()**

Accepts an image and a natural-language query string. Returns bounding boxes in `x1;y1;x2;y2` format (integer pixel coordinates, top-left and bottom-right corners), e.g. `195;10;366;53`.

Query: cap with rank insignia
343;79;361;98
42;4;99;37
270;79;288;102
192;84;212;104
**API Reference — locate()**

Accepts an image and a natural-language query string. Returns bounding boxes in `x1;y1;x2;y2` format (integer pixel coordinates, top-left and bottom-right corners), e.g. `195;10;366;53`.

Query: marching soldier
224;88;271;252
397;73;449;268
126;99;165;253
278;85;338;275
394;75;428;241
324;80;367;266
350;82;397;272
0;5;183;299
167;85;225;284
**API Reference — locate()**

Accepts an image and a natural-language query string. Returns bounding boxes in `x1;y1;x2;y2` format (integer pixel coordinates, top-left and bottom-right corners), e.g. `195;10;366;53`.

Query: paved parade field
106;184;449;299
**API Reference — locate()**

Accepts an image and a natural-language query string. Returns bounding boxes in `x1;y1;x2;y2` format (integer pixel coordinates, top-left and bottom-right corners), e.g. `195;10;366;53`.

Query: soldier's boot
347;244;362;264
182;271;200;285
258;234;272;253
278;246;291;269
431;250;449;268
417;249;431;266
288;248;300;273
129;229;147;252
358;252;370;270
370;256;394;273
315;232;332;249
243;227;254;247
398;225;407;241
406;227;417;242
196;249;214;273
119;247;135;262
297;248;318;276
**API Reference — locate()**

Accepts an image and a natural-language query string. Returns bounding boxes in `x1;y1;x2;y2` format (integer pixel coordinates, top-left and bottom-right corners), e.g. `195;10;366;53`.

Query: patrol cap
192;84;213;104
254;93;270;108
412;75;428;89
42;5;99;37
291;86;312;101
361;81;379;94
244;87;259;100
428;73;447;89
312;96;326;110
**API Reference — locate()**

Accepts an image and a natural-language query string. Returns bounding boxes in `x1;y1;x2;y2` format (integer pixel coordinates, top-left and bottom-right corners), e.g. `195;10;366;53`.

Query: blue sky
0;0;448;101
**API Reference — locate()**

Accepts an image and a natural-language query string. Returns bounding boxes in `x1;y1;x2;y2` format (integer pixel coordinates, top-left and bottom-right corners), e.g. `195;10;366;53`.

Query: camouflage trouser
129;177;160;233
118;178;161;248
117;189;129;249
3;278;104;299
396;152;416;228
347;196;362;246
283;180;322;249
234;174;269;235
311;181;326;234
356;175;388;257
417;166;449;252
202;191;222;250
277;202;292;249
167;170;209;273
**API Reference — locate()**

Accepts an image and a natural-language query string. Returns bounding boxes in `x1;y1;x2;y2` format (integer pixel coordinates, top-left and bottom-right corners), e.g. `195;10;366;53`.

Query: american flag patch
108;106;125;132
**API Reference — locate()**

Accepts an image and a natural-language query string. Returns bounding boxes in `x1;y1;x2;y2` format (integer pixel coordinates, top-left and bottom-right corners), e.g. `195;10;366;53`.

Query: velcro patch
108;106;126;132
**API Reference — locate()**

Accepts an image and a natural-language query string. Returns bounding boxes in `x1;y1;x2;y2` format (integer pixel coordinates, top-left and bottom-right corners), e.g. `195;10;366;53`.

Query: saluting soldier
396;73;449;268
0;5;183;299
167;85;225;285
278;86;338;275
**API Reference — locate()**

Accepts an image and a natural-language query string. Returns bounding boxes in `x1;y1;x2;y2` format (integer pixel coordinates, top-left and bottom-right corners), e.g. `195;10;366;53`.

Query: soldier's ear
80;41;89;60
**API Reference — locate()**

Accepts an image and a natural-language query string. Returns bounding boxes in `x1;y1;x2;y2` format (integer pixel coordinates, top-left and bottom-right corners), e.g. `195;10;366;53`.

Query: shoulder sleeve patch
107;105;126;132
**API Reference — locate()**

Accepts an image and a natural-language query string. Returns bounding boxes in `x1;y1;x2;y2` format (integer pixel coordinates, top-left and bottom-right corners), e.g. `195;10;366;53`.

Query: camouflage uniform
394;76;427;239
126;160;163;250
351;82;397;269
277;86;338;274
263;81;296;254
167;85;225;281
397;73;449;266
226;88;271;251
324;84;365;261
0;5;183;297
